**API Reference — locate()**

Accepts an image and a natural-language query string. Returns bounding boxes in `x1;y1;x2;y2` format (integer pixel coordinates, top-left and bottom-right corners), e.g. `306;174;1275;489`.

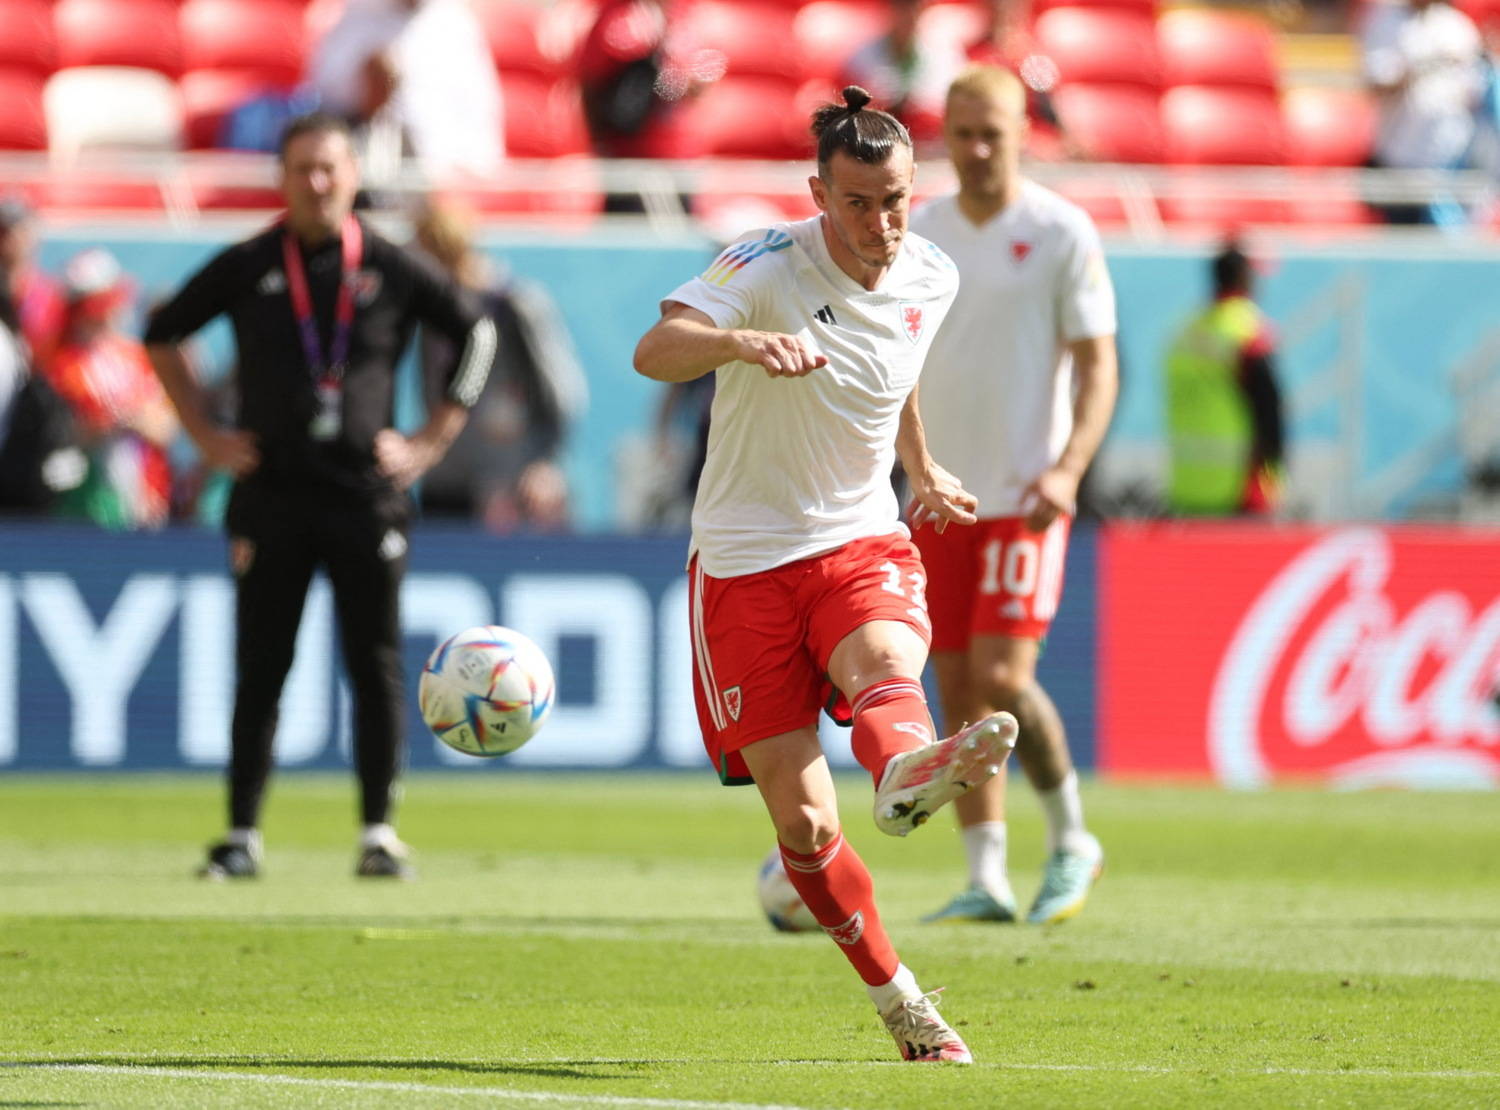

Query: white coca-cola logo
1209;528;1500;788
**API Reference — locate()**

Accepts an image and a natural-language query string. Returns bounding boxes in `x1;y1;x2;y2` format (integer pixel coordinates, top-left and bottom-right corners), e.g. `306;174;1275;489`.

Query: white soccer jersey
664;216;959;578
911;181;1116;518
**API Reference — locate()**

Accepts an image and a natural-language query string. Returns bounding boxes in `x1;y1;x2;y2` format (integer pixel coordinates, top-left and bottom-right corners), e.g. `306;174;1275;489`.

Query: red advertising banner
1099;525;1500;787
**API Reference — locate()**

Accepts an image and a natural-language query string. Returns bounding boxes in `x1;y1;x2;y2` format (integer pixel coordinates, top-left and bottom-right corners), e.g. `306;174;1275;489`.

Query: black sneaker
198;841;259;880
356;844;414;880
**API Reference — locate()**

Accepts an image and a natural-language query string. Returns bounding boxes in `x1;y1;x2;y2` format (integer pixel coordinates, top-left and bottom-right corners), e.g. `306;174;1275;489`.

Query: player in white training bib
909;66;1118;927
635;85;1018;1065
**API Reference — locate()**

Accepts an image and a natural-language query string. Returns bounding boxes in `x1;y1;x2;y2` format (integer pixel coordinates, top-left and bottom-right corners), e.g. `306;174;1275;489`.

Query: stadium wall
32;229;1500;530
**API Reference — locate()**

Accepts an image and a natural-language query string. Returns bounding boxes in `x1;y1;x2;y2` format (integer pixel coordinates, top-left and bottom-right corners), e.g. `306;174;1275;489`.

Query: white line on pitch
7;1064;833;1110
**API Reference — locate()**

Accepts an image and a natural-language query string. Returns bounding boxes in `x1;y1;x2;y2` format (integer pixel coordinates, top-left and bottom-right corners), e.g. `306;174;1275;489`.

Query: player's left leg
324;493;413;879
739;728;971;1063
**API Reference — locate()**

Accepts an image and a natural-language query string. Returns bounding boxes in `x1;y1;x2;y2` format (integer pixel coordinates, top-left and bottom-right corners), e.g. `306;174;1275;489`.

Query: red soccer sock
779;831;900;986
849;677;933;786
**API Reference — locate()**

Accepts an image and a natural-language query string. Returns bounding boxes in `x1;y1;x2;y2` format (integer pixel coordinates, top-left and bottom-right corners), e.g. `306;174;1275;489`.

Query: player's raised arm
634;302;827;382
897;383;977;533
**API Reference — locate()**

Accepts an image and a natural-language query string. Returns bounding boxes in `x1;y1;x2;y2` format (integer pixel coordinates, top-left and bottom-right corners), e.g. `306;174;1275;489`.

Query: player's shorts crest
723;685;743;721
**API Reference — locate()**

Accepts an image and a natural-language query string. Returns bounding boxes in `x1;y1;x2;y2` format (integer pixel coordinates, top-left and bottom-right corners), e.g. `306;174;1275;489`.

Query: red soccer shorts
913;515;1071;651
688;533;932;785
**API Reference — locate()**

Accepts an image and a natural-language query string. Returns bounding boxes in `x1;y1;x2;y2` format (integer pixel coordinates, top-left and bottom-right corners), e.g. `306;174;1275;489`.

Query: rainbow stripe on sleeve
702;229;793;286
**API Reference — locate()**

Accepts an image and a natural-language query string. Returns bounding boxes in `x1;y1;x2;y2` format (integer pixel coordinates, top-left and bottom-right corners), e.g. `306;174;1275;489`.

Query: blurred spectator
0;283;83;514
964;0;1072;160
1162;241;1285;518
839;0;965;146
0;195;65;367
43;250;178;529
645;372;714;527
308;0;503;184
411;200;587;532
1362;0;1485;222
579;0;723;160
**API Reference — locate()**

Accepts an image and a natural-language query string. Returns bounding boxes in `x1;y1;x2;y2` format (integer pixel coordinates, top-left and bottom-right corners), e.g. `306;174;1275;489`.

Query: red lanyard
281;215;362;386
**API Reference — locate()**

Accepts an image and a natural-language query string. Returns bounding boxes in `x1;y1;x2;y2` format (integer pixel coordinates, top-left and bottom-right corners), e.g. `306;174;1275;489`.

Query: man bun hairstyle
811;86;912;172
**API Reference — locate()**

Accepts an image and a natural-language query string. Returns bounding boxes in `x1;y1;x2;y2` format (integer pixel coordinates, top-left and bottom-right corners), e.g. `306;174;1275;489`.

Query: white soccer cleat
879;989;973;1063
873;712;1018;837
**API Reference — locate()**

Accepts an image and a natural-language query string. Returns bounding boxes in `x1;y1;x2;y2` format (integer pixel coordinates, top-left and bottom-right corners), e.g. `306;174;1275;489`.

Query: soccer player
634;86;1018;1063
909;66;1118;925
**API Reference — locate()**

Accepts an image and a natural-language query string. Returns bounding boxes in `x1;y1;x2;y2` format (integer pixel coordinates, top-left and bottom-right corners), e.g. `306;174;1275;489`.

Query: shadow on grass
9;1057;677;1082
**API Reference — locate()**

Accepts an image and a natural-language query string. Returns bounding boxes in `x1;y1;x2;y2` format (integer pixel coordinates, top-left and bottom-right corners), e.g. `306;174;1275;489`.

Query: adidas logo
813;304;837;326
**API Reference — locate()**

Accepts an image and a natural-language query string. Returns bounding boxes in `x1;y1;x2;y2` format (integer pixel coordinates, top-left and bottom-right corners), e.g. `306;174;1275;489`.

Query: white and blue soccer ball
757;848;819;933
419;625;555;757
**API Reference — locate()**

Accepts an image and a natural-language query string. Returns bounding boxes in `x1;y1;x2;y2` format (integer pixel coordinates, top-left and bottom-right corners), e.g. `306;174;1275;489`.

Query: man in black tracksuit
146;113;496;880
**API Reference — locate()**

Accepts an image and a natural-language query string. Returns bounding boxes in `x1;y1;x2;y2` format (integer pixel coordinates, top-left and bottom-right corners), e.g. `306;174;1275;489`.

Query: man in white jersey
635;85;1018;1063
909;65;1118;925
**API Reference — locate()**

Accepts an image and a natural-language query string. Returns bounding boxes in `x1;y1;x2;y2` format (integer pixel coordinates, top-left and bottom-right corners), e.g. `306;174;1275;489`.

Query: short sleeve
661;227;793;331
1055;214;1116;343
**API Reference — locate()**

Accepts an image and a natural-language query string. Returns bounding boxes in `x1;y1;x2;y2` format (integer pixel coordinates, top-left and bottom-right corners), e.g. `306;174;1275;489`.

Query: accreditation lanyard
282;215;362;440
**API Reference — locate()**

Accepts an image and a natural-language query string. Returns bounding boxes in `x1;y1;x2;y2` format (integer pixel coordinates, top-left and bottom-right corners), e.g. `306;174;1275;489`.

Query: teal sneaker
923;885;1018;924
1026;847;1103;924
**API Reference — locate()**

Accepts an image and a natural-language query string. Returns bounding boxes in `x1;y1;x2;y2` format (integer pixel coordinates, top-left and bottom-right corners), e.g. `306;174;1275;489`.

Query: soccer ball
419;625;556;757
756;848;819;933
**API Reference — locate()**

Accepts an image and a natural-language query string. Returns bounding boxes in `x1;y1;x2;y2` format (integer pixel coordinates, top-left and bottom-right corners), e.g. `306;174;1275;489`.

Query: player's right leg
739;729;971;1063
201;491;316;880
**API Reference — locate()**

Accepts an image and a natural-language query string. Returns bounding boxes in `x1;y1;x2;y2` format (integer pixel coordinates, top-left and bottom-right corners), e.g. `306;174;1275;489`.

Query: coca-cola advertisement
1099;525;1500;788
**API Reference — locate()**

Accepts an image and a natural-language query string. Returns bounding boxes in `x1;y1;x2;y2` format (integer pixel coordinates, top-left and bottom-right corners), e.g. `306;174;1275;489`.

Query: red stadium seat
1034;0;1159;14
179;0;307;86
500;73;591;157
1282;86;1377;168
1052;178;1133;229
920;2;987;53
682;0;802;81
679;75;821;159
1161;85;1285;165
475;0;594;79
1035;7;1161;89
444;160;605;227
41;174;170;212
1287;178;1380;227
0;0;56;75
0;68;48;150
1052;83;1163;163
794;1;887;81
1158;9;1278;90
54;0;182;76
180;68;295;150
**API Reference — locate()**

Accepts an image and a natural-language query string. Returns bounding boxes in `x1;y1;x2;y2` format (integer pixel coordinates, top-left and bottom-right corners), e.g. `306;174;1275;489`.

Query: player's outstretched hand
198;427;259;477
907;461;978;534
1022;466;1079;531
734;329;828;378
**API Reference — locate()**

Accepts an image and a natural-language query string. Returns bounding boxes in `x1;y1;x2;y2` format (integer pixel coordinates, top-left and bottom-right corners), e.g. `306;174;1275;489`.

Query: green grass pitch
1;772;1497;1108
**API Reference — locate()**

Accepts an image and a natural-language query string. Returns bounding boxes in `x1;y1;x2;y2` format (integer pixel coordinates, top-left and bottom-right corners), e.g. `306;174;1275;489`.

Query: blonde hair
946;64;1027;116
413;197;484;288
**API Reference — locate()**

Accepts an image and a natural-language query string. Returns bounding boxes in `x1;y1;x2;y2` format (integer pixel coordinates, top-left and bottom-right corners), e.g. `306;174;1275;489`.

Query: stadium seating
0;68;49;151
179;0;307;87
793;1;887;81
0;0;56;76
1157;8;1279;90
677;75;822;159
1034;6;1161;88
1053;83;1164;163
682;0;803;82
54;0;182;75
500;72;592;158
476;0;594;80
1161;85;1285;165
1034;0;1159;13
1282;85;1377;167
44;67;185;161
180;68;296;151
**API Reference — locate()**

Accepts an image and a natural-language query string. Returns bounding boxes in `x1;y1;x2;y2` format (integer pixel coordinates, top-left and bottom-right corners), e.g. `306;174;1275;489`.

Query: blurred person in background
911;66;1117;926
411;199;587;532
839;0;966;147
635;86;1019;1063
1362;0;1485;223
43;249;177;530
145;113;495;882
963;0;1074;160
1163;240;1285;518
0;195;64;368
308;0;503;185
